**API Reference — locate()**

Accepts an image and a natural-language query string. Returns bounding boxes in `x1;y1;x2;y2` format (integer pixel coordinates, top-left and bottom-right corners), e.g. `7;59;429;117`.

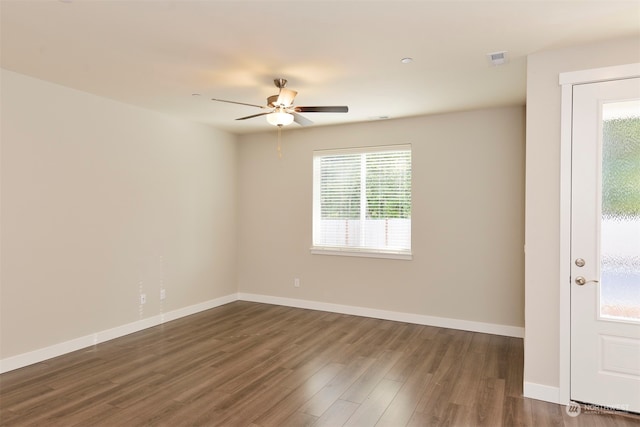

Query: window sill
310;247;413;260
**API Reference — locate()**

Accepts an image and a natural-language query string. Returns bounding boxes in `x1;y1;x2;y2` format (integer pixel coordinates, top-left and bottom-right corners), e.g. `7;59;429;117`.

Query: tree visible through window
312;145;411;257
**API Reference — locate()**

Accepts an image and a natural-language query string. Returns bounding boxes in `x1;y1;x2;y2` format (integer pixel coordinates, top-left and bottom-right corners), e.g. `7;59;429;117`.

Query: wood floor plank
470;377;507;426
375;373;434;427
300;355;377;417
505;336;525;398
377;326;441;427
251;362;344;427
312;399;359;427
412;331;471;420
481;334;510;380
210;367;292;414
530;398;565;427
342;378;403;427
1;383;55;412
340;349;403;404
448;344;485;407
501;395;534;427
383;338;433;383
279;411;318;427
67;403;123;427
1;301;639;427
212;384;296;427
406;401;462;427
278;355;343;390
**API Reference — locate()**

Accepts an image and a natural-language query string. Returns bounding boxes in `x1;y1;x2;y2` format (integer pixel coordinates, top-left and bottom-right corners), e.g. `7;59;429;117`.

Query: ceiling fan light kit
267;111;294;126
212;78;348;128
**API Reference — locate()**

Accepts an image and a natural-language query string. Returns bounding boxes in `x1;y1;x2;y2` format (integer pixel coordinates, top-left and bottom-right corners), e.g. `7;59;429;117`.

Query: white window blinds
312;145;412;258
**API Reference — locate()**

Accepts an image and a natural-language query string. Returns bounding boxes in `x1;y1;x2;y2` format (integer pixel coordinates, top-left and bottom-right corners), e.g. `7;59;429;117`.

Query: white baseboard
237;293;525;338
523;382;561;404
1;292;525;374
0;293;238;374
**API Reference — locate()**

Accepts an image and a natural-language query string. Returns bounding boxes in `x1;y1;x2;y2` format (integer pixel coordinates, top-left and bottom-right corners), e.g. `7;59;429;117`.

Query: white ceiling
2;0;639;134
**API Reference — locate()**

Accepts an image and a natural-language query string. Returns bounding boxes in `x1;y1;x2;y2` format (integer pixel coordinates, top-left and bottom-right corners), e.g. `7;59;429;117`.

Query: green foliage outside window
366;153;411;219
319;151;411;220
602;117;640;218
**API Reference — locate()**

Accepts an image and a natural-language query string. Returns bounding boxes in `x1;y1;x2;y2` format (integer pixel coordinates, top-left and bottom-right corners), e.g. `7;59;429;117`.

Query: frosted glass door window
600;100;640;321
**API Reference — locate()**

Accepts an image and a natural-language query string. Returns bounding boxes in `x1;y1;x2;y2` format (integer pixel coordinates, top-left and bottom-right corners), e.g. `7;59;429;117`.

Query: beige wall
524;37;640;392
0;70;237;358
237;106;525;328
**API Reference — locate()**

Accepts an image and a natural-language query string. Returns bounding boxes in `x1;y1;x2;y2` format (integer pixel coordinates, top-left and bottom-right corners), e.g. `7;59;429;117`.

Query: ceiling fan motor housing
267;94;279;107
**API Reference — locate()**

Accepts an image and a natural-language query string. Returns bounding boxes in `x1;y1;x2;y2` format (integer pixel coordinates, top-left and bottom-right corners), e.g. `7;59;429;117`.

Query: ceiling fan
212;78;348;127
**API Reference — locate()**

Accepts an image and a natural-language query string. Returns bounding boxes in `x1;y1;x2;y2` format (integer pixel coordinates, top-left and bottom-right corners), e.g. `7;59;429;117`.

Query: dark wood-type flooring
1;301;639;426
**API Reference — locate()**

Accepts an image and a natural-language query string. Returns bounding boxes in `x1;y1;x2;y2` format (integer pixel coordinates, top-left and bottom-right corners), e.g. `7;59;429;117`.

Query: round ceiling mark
401;57;413;64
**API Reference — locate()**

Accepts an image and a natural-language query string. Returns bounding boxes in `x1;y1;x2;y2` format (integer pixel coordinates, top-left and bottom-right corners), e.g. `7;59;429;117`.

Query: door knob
575;276;599;286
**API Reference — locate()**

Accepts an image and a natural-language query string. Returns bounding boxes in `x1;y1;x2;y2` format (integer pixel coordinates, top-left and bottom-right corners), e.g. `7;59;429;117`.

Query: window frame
311;144;412;260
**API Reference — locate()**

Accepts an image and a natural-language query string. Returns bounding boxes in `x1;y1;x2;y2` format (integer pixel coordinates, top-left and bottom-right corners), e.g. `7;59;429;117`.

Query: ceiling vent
487;51;508;66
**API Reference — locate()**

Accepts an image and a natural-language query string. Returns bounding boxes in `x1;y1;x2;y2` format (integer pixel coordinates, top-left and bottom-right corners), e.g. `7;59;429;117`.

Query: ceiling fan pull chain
277;125;283;159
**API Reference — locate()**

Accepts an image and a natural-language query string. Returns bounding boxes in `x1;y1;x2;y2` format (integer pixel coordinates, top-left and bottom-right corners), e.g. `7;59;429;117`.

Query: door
571;77;640;413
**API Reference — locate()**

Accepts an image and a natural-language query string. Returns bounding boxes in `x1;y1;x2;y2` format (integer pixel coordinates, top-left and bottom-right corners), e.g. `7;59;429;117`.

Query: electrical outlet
294;278;300;288
160;289;166;300
140;293;146;305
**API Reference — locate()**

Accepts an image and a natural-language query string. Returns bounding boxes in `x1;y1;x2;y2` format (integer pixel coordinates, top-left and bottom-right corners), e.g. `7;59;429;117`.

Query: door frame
558;62;640;405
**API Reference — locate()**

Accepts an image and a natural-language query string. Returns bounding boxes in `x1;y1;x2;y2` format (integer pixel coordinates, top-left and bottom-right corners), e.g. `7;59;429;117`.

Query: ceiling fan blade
212;98;265;109
236;112;271;120
295;106;349;113
292;112;313;126
276;88;298;107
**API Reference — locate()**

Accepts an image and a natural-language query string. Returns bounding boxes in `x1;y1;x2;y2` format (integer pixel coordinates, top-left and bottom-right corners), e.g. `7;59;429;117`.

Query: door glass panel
600;99;640;321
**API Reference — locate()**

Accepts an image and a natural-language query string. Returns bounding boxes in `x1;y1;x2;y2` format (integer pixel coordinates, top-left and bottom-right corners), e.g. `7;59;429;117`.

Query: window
312;145;412;259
